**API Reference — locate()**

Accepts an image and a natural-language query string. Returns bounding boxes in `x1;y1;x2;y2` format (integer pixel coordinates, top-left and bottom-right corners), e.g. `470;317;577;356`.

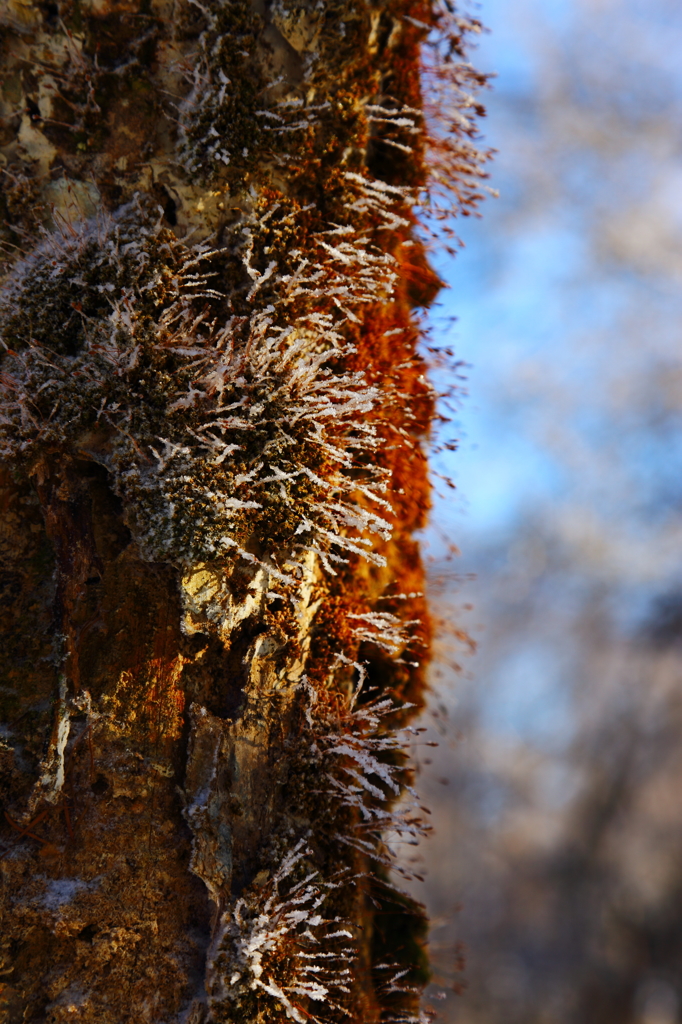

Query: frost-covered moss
205;840;354;1024
179;0;266;184
0;196;399;580
0;2;490;1020
0;205;185;357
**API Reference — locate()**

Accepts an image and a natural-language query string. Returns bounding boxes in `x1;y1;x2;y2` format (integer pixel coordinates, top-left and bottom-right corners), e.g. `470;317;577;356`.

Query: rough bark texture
0;2;487;1022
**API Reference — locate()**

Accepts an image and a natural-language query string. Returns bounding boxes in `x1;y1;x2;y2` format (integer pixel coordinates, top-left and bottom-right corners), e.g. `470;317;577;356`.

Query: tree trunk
0;2;487;1021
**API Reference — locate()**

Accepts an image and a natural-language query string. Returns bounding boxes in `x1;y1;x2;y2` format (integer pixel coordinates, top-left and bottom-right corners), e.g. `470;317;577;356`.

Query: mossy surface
179;0;266;186
0;0;489;1020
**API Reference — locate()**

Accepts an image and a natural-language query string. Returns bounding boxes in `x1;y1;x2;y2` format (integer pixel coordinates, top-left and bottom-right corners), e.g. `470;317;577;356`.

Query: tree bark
0;2;487;1021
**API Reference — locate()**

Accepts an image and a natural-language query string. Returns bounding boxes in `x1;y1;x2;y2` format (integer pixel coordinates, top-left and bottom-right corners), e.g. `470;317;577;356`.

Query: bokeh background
408;1;682;1021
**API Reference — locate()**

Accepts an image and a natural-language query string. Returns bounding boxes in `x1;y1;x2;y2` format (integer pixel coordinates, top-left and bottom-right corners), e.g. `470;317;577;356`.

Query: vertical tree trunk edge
0;2;490;1021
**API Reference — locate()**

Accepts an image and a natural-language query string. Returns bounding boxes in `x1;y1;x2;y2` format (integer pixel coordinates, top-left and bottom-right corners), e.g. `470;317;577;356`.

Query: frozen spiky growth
0;192;407;578
0;0;491;1019
301;655;431;881
179;0;266;183
206;840;355;1024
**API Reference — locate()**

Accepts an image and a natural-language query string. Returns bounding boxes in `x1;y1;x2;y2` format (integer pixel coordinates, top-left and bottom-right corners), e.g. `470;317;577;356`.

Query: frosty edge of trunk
0;1;489;1021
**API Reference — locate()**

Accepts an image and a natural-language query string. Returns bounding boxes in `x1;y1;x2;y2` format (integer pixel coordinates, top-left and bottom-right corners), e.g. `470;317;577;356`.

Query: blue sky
420;0;682;742
428;0;682;548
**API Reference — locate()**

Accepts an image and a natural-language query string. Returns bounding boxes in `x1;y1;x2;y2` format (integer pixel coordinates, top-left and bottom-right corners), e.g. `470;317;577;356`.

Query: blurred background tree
409;0;682;1022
